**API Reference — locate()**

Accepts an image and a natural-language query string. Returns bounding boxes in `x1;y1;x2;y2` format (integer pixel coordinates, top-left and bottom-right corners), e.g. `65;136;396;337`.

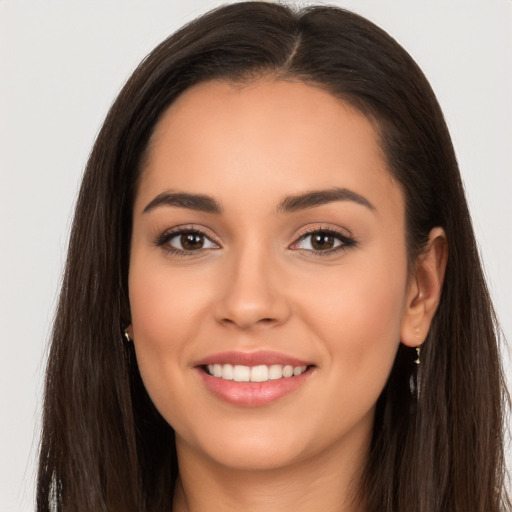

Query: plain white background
1;1;510;510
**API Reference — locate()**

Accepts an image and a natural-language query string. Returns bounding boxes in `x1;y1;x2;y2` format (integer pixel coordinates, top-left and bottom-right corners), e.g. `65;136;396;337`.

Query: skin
127;78;447;512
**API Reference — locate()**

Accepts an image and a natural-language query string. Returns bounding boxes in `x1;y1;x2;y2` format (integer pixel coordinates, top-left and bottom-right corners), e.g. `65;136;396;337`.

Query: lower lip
196;367;314;407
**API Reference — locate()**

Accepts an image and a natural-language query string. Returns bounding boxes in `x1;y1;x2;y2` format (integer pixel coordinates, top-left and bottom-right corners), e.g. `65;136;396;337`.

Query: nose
213;244;291;330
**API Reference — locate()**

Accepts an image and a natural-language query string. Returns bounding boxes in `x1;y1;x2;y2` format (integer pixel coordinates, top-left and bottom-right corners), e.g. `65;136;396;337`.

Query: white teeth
294;365;307;376
233;365;250;382
222;364;234;380
206;363;309;382
268;364;283;380
250;365;268;382
282;365;294;378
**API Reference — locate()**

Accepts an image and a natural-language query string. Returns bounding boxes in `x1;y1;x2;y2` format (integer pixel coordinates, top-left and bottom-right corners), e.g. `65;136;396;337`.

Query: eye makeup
153;225;219;257
152;222;357;259
290;226;357;257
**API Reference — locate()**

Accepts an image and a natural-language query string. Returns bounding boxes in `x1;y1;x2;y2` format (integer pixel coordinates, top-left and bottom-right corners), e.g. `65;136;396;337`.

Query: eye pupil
312;234;335;251
181;233;204;250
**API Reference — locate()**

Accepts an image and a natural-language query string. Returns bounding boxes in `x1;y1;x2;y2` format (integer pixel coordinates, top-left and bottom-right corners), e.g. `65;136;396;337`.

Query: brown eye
293;229;356;254
180;233;205;250
311;233;336;251
165;230;218;252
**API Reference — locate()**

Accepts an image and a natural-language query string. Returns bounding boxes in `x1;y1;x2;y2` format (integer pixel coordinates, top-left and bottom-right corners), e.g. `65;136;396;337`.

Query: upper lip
193;350;313;368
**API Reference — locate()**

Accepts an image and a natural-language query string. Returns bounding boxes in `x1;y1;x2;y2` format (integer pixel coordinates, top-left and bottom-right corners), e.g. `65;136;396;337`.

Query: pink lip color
194;351;314;407
194;350;311;368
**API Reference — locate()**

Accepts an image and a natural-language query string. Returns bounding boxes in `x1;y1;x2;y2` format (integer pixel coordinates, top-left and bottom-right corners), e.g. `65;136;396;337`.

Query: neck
172;428;369;512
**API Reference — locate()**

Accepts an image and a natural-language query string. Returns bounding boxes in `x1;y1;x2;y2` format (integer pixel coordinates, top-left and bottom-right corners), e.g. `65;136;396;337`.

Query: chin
197;435;310;472
173;406;373;474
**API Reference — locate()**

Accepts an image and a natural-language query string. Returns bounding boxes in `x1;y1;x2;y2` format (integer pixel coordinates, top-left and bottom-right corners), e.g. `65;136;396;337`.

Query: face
128;79;411;472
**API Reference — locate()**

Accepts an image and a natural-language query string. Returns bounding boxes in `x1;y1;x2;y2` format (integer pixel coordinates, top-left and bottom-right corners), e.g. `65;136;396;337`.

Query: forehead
136;78;402;219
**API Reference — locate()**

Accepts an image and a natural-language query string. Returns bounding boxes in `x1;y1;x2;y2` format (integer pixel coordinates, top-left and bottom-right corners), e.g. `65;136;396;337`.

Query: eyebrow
142;187;375;216
276;187;376;213
143;191;223;214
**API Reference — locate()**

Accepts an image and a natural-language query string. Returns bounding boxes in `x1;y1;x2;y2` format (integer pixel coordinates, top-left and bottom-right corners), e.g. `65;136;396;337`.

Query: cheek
127;257;212;424
297;251;408;389
287;264;406;445
129;256;212;345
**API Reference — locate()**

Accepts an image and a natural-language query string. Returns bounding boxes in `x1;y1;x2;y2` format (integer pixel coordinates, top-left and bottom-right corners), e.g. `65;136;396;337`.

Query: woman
37;2;510;511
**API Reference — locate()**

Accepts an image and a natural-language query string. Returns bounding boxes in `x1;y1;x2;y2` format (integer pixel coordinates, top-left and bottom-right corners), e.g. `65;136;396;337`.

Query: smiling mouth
204;363;310;382
196;353;315;406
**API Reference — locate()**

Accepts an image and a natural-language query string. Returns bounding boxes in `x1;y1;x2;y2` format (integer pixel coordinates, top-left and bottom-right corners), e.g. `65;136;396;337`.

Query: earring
414;346;421;365
414;328;421;364
123;330;131;342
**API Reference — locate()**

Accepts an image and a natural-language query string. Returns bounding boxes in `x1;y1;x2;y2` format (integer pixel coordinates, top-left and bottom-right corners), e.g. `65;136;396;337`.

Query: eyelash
293;227;357;256
154;226;357;257
154;226;217;257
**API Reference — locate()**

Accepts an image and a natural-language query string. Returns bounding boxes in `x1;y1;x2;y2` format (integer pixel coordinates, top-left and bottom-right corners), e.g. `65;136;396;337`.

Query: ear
400;227;448;347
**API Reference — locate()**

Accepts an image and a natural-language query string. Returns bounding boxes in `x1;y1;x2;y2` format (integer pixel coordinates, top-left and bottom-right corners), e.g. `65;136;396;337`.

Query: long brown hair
37;3;510;511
